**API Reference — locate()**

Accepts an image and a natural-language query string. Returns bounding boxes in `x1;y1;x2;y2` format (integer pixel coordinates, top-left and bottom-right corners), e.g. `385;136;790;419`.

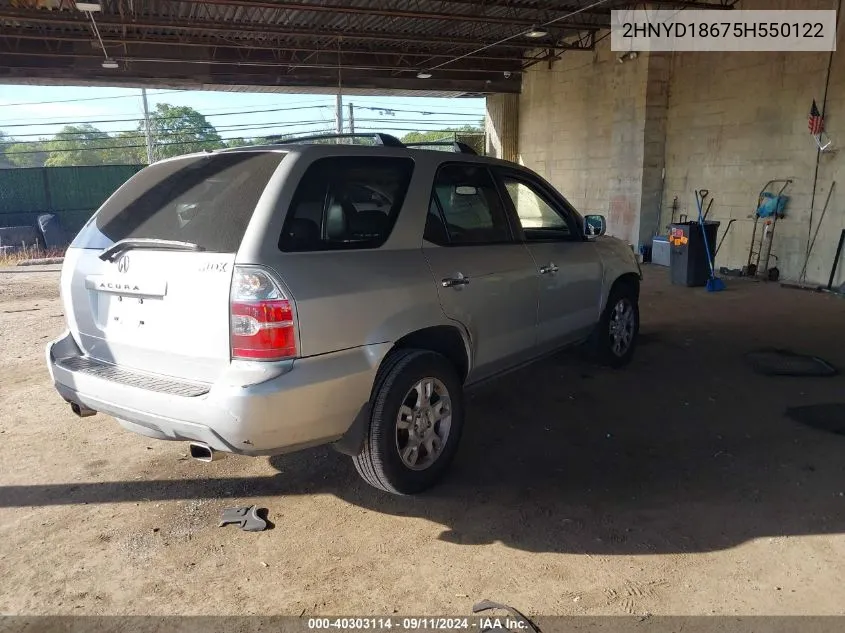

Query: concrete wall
511;0;845;285
485;93;520;162
662;0;844;284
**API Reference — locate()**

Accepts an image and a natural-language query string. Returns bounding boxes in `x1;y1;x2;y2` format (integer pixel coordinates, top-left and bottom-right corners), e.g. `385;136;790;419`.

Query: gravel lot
2;264;845;617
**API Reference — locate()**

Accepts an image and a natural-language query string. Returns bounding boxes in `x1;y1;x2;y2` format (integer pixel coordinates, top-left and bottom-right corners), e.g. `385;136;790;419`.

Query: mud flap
332;402;371;456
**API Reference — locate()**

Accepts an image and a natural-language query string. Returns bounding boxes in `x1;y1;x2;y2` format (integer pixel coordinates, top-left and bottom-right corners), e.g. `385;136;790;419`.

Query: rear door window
424;163;513;245
279;156;414;251
72;151;285;253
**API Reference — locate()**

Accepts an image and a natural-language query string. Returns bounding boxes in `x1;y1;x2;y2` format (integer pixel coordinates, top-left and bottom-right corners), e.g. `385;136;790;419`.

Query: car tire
590;280;640;368
352;349;464;495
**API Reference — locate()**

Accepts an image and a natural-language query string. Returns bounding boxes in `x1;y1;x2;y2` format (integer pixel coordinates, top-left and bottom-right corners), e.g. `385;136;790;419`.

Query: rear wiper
99;238;205;262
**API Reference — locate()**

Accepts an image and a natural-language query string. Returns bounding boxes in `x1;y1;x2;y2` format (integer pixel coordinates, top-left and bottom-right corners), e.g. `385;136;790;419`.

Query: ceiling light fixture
416;71;432;79
75;2;102;11
525;26;549;38
81;7;119;70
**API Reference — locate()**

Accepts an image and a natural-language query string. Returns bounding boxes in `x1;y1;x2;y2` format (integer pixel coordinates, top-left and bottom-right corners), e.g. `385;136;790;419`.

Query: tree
401;124;485;154
145;104;224;160
0;131;15;168
108;131;147;165
43;124;115;167
401;124;483;144
4;138;49;168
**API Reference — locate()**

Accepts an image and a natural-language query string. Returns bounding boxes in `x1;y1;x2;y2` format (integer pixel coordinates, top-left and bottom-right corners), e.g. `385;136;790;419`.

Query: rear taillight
230;267;297;360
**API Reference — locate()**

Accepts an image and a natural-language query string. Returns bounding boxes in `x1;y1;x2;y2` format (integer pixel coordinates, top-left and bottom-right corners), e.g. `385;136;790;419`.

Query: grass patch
0;244;66;267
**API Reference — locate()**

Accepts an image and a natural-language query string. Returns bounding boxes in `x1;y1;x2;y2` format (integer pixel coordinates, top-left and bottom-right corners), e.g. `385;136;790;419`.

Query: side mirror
584;214;606;236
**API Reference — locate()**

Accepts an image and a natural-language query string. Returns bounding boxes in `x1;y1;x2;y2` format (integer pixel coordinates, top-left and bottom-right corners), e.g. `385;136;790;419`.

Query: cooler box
651;236;670;267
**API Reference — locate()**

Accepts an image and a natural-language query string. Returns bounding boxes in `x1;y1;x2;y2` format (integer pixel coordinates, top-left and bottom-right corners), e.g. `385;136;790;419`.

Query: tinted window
499;173;577;240
279;156;414;252
427;164;511;245
424;197;450;246
503;179;568;232
72;152;285;252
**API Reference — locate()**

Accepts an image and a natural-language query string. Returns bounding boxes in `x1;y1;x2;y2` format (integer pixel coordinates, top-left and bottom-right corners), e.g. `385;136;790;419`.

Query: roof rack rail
266;132;405;147
403;140;478;155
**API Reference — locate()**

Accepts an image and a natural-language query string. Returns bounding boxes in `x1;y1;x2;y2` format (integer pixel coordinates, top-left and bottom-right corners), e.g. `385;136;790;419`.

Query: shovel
695;190;726;292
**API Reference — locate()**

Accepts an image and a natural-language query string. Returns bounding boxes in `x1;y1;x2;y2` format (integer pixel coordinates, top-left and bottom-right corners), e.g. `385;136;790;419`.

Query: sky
0;84;486;144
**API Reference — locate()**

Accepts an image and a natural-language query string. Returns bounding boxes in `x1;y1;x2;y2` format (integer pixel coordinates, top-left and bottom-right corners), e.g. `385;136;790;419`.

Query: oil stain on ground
787;403;845;436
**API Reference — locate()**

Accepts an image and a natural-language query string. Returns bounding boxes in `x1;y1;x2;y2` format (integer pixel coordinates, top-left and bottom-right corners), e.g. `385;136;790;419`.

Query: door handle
441;275;470;288
539;263;559;275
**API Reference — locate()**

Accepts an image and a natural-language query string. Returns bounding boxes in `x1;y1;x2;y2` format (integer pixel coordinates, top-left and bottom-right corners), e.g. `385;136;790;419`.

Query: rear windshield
72;152;285;252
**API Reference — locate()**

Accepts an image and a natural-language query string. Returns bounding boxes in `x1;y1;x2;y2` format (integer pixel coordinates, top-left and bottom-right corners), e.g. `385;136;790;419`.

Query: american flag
809;100;824;136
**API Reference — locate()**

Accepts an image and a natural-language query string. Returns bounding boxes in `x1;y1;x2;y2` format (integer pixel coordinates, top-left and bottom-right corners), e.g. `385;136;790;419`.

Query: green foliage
0;103;227;168
4;139;49;168
0;131;15;168
145;104;224;159
401;124;485;154
43;124;114;167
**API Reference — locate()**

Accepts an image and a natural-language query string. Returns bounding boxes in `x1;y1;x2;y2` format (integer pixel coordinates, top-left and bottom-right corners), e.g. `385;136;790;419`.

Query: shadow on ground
4;272;845;554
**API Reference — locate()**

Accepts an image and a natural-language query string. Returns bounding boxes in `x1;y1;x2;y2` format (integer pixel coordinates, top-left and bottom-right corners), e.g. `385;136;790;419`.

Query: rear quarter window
279;156;414;252
72;151;285;253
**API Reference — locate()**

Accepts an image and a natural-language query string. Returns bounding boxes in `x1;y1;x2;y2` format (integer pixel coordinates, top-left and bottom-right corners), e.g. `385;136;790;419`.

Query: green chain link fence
0;164;143;239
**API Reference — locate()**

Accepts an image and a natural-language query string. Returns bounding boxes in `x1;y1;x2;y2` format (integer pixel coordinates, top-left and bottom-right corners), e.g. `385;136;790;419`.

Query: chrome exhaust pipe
70;401;96;418
189;442;219;462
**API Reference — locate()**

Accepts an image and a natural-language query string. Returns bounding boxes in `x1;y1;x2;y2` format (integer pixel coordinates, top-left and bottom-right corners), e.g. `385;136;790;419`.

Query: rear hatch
62;151;286;384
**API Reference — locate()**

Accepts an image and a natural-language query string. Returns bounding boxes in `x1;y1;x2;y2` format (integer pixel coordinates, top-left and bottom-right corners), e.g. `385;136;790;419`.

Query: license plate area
102;294;149;330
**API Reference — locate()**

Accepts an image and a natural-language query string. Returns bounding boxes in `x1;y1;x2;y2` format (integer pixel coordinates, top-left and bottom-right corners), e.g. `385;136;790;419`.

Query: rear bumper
46;331;389;456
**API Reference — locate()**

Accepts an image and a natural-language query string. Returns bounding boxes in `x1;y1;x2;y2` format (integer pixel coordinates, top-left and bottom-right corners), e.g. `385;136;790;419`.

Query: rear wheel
591;281;640;367
352;349;464;494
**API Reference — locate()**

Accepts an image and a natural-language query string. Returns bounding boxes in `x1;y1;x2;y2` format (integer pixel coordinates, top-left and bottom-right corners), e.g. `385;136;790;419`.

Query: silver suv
46;134;642;494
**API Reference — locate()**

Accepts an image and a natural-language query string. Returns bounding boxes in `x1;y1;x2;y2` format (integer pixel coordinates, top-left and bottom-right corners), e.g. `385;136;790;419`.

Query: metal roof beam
0;60;520;94
400;0;731;10
0;30;530;63
0;10;592;50
193;0;607;29
0;47;523;75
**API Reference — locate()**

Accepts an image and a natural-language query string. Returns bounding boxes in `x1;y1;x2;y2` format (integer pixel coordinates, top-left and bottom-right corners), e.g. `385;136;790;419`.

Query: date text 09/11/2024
306;617;530;630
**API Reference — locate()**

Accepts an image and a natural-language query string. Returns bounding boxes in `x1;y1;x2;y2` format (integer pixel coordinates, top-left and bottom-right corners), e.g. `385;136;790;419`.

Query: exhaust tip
70;401;96;418
189;442;217;462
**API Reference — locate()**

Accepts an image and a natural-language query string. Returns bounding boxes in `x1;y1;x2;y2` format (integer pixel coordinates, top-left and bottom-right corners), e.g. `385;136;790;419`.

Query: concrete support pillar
606;52;670;249
638;53;670;247
485;93;519;162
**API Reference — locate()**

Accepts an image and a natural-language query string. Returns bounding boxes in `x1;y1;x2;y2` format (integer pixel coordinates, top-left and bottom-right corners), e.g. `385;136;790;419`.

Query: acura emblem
117;255;130;273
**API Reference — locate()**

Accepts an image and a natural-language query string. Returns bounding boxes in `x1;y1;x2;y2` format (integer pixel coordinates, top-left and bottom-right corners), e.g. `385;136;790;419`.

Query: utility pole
335;93;343;135
141;88;154;164
348;102;355;135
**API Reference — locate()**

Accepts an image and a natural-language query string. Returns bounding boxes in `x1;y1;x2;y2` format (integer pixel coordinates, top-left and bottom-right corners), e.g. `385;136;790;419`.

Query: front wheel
592;282;640;367
352;349;465;494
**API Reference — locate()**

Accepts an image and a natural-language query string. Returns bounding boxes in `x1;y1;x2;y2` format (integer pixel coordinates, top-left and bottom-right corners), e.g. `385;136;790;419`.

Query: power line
2;125;482;157
353;100;484;111
0;104;330;128
0;130;335;156
0;98;340;124
0;90;182;108
0;89;484;112
0;104;481;129
0;117;479;145
0;118;338;141
1;114;480;138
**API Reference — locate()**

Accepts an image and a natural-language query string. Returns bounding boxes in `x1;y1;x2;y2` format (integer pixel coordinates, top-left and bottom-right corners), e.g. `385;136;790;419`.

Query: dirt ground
1;264;845;618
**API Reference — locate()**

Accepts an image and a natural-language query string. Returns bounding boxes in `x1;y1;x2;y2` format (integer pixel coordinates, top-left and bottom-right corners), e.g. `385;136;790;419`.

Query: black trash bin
669;221;720;287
